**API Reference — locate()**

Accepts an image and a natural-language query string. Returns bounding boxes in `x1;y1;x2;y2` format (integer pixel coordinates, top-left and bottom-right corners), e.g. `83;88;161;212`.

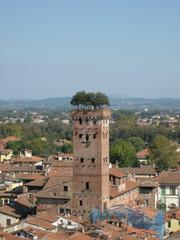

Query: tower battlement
71;108;111;120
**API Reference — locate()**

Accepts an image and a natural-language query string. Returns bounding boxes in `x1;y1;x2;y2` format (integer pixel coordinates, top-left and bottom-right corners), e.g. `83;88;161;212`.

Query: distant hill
0;97;71;110
0;97;180;110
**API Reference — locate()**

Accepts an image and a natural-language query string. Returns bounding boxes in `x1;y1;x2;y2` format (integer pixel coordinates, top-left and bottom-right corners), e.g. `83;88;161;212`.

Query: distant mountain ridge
0;97;180;110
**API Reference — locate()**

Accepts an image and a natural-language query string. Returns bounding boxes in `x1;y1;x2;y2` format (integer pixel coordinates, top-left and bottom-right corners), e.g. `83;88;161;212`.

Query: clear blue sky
0;0;180;99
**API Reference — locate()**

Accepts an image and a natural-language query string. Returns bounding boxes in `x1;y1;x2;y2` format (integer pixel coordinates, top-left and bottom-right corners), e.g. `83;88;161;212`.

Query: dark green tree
2;123;22;138
71;91;109;109
127;137;145;152
6;141;28;156
70;91;87;109
61;143;73;153
94;92;110;109
28;138;51;157
150;135;178;170
110;140;139;167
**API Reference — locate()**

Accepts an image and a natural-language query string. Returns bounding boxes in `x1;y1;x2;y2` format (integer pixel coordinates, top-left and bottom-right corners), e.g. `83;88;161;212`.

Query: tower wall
72;108;111;215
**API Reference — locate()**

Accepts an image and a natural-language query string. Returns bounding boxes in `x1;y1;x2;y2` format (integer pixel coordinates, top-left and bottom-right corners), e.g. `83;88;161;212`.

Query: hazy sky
0;0;180;99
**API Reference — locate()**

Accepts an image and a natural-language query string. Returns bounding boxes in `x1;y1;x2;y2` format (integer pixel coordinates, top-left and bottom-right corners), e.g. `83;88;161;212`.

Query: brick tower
72;108;111;216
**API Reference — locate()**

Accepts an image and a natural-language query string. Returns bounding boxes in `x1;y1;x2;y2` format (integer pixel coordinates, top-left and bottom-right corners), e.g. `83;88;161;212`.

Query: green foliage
24;115;32;124
0;123;22;138
112;110;135;121
6;141;28;156
46;120;72;141
110;111;170;145
150;135;178;170
7;138;63;157
28;138;49;156
71;91;109;109
110;114;138;141
110;140;139;167
61;143;73;153
127;137;145;152
0;115;73;156
94;92;110;108
157;202;166;212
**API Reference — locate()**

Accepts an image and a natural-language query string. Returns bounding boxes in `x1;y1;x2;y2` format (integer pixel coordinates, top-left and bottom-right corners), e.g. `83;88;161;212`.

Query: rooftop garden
71;91;110;110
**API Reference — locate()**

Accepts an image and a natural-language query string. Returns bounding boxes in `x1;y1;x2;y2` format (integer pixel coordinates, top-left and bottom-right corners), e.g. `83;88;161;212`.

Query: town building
157;171;180;211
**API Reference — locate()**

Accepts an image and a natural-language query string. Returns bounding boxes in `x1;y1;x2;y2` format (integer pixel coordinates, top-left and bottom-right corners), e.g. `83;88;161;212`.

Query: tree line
0;102;179;170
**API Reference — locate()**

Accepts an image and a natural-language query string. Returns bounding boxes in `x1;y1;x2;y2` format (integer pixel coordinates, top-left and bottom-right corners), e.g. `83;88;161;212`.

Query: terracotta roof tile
122;165;156;175
0;205;21;218
139;179;158;187
25;177;48;187
16;173;44;180
0;136;20;144
27;217;56;230
0;231;22;240
158;171;180;185
3;165;42;173
41;232;67;240
136;148;149;158
11;156;43;163
16;194;34;208
110;181;139;198
69;232;92;240
37;211;58;223
109;167;126;178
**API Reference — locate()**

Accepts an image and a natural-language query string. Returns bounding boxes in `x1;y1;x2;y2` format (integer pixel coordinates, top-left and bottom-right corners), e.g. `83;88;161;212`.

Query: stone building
72;108;111;215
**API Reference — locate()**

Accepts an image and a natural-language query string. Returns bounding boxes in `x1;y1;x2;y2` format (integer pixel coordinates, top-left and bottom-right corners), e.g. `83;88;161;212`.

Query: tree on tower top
71;91;110;110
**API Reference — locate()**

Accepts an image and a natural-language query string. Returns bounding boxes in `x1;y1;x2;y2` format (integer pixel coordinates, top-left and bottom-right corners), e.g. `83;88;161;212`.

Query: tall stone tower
72;108;111;216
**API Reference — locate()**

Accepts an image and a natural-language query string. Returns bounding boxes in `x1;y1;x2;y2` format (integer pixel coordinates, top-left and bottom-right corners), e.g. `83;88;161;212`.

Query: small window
85;118;89;124
91;158;95;163
79;200;83;206
64;186;68;192
168;221;171;228
79;134;82;139
93;134;96;139
86;182;89;190
80;158;84;163
170;186;176;195
161;187;165;196
59;208;64;214
86;134;89;142
6;219;11;226
79;118;82;124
